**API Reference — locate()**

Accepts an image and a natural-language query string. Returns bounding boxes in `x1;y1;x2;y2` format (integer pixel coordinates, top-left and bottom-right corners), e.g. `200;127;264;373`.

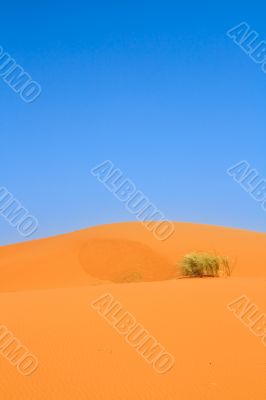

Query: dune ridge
0;222;265;293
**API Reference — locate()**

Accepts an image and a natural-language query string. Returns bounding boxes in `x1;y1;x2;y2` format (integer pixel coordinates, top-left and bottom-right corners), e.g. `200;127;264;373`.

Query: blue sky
0;1;266;245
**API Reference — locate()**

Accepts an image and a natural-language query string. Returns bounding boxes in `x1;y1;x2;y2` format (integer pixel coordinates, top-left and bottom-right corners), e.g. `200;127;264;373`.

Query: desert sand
0;222;265;399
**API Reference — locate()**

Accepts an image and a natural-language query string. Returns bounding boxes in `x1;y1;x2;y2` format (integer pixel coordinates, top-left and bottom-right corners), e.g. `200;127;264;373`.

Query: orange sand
0;222;265;399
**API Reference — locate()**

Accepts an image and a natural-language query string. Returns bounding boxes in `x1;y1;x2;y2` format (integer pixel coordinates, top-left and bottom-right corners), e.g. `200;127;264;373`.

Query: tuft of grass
179;252;231;278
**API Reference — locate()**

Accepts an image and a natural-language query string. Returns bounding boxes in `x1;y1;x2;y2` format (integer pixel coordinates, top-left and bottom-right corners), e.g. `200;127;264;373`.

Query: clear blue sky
1;1;266;245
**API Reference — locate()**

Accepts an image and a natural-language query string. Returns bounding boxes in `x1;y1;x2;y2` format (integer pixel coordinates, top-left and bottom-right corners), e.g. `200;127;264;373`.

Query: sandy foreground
0;222;265;399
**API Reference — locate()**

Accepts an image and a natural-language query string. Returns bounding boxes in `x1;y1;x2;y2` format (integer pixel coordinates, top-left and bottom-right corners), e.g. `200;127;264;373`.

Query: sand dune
0;222;265;399
0;222;266;292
